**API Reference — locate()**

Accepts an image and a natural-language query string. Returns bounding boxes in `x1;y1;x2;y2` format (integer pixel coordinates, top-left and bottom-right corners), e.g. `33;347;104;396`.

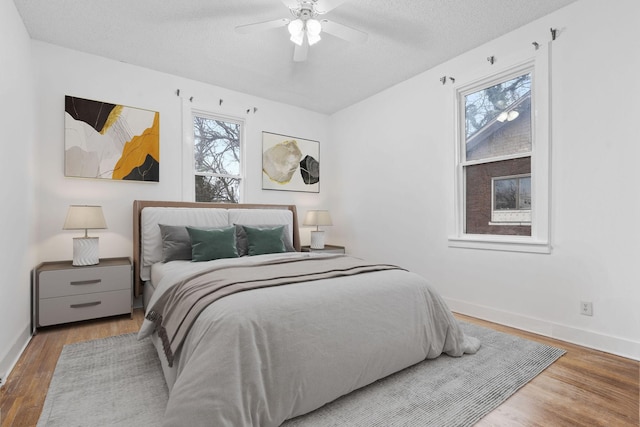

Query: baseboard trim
0;324;32;387
445;297;640;361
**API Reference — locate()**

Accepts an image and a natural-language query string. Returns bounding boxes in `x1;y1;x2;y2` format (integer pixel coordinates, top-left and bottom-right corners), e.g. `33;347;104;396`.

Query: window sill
448;235;551;254
488;222;531;226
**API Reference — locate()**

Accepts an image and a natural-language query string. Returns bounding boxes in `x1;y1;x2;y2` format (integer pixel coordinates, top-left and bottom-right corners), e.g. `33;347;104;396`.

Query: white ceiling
13;0;577;114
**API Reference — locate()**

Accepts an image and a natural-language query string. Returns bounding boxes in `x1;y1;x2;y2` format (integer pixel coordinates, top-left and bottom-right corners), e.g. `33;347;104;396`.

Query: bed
133;200;480;426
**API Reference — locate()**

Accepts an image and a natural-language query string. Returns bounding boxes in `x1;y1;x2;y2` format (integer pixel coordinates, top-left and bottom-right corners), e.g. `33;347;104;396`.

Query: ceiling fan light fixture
306;19;322;36
307;32;321;45
290;31;304;46
288;19;304;36
236;0;368;62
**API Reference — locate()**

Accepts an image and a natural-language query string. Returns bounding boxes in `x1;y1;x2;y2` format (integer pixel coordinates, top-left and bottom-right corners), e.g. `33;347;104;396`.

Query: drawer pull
69;279;102;286
70;301;102;308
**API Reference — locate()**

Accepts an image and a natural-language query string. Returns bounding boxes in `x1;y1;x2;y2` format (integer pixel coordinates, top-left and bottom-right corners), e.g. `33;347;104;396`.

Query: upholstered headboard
132;200;301;297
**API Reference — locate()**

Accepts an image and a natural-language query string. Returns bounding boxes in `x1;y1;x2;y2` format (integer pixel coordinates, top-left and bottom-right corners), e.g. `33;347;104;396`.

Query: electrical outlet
580;301;593;316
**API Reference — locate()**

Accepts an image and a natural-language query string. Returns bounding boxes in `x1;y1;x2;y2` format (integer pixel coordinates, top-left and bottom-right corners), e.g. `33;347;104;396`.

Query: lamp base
310;231;325;249
72;237;100;266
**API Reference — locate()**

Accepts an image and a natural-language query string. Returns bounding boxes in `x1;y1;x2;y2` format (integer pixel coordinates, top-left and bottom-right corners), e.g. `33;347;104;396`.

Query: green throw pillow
243;225;286;256
186;226;238;262
234;224;295;256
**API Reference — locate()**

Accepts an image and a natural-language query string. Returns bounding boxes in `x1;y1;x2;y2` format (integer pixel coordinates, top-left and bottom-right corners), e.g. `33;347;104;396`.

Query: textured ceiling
13;0;577;114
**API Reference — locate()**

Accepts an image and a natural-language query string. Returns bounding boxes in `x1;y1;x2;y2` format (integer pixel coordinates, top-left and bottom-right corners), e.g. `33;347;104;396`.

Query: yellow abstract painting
65;95;160;181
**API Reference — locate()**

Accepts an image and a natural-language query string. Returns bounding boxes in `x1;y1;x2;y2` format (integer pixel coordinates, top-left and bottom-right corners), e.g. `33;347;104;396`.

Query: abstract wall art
64;95;160;181
262;131;319;193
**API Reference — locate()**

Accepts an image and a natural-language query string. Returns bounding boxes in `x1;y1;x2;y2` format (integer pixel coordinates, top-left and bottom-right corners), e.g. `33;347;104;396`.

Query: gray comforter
139;253;480;426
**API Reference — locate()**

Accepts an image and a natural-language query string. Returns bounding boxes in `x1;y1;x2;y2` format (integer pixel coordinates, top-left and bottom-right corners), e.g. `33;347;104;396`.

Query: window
462;71;532;236
192;112;243;203
465;73;532;162
450;52;551;253
491;174;531;224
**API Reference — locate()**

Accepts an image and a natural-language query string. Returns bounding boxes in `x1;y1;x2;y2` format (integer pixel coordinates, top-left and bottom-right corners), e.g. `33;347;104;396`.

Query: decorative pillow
235;224;295;256
158;224;192;262
242;225;287;256
186;226;239;262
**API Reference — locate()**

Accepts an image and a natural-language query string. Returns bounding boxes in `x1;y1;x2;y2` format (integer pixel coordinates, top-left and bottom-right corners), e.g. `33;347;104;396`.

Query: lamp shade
303;210;332;227
63;205;107;231
63;205;106;266
303;210;332;250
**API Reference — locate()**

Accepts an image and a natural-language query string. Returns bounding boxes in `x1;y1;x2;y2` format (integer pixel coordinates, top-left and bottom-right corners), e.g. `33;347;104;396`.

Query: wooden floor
0;310;637;427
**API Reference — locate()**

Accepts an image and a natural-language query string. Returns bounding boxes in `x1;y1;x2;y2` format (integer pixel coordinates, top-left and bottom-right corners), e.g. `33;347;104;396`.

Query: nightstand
34;257;132;329
301;245;346;254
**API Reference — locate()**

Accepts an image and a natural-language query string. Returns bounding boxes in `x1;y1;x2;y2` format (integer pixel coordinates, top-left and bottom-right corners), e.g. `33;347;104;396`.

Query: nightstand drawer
38;264;130;298
38;289;131;327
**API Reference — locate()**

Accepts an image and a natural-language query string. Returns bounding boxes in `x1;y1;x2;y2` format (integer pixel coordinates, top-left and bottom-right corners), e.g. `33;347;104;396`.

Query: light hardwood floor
0;310;637;427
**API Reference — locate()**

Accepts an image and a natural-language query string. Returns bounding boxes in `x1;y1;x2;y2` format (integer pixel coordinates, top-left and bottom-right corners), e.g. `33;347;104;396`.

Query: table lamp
63;205;107;266
303;210;332;249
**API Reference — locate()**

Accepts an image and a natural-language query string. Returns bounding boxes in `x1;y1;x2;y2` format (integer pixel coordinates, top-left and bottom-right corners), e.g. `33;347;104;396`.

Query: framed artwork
262;131;319;193
64;95;160;181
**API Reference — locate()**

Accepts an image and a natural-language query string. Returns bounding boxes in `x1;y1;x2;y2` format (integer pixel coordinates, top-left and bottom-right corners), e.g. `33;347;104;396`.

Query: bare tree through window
465;73;531;140
494;176;531;210
193;115;242;203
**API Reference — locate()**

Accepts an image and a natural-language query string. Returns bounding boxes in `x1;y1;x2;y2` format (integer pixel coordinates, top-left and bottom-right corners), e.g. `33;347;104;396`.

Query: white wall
0;0;37;383
32;42;330;267
329;0;640;360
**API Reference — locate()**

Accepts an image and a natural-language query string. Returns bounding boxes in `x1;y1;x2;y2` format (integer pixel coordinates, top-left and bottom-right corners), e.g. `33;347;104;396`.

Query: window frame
182;102;245;203
449;49;552;254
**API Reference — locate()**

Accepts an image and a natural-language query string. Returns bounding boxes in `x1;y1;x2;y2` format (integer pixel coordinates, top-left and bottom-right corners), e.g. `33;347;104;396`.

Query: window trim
449;47;552;254
182;100;246;203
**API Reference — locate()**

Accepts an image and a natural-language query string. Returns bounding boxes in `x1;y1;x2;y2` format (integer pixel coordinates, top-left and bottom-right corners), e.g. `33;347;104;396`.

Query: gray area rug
37;333;168;427
37;322;564;427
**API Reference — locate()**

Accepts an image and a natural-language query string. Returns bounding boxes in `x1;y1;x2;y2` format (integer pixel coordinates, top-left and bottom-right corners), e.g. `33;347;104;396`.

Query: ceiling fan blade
281;0;299;9
314;0;349;14
321;19;368;43
235;18;289;34
293;40;309;62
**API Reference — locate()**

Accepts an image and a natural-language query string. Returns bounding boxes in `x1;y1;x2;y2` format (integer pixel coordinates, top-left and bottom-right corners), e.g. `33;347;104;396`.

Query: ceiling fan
235;0;368;62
